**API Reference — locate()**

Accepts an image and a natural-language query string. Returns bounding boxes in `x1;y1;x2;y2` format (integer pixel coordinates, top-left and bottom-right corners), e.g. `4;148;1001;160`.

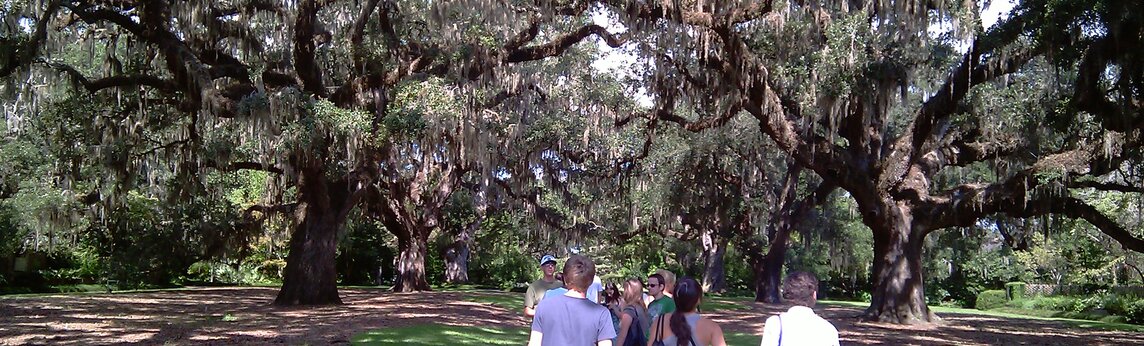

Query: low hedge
976;290;1009;310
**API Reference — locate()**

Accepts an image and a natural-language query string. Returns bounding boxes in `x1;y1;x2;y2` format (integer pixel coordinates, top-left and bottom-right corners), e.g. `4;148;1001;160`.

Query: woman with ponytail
646;277;726;346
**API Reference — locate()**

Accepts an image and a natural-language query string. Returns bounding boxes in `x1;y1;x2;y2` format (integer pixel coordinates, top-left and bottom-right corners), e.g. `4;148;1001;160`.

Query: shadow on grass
351;324;759;345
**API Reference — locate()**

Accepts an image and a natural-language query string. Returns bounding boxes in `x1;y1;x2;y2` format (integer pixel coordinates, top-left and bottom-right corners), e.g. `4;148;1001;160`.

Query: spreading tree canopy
591;0;1144;323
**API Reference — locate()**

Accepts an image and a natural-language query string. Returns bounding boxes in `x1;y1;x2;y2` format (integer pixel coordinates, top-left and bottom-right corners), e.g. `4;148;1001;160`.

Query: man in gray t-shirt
528;255;616;346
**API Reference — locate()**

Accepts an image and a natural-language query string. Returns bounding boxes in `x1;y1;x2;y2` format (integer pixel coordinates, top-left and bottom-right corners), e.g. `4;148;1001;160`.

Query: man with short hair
646;273;676;321
528;255;616;346
759;271;840;346
524;255;563;317
654;269;676;297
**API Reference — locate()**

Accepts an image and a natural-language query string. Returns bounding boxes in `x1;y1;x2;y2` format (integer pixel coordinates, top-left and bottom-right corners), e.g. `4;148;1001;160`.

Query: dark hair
670;277;702;346
604;282;621;305
562;254;595;292
782;271;819;306
648;273;665;288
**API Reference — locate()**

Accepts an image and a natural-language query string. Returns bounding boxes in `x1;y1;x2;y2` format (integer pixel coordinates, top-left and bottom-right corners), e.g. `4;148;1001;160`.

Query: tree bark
861;201;937;324
393;225;431;292
444;239;470;284
701;230;728;293
444;224;473;284
274;173;344;305
757;233;789;303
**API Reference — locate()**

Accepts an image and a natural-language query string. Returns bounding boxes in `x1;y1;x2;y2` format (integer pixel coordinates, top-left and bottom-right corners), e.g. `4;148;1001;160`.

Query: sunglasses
648;283;659;287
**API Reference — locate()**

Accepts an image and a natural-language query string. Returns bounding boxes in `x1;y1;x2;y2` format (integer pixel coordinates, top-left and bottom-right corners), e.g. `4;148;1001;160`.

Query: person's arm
596;339;613;346
615;312;632;346
524;285;537;317
710;321;727;346
528;330;543;346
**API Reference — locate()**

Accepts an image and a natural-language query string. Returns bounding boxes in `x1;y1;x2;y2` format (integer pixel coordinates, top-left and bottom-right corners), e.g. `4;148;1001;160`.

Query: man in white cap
524;254;563;317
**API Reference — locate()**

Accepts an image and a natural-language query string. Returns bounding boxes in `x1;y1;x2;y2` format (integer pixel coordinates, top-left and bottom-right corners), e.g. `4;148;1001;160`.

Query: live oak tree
589;0;1144;323
1;0;632;301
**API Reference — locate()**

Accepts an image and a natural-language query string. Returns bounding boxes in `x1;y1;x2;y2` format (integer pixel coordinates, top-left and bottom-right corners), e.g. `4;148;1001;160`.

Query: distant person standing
759;271;839;346
586;275;605;303
528;255;616;346
544;273;569;299
655;269;677;297
647;273;676;321
524;255;563;318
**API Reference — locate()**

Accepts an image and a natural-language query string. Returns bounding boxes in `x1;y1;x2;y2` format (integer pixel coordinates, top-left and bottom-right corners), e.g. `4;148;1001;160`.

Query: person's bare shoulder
699;317;724;334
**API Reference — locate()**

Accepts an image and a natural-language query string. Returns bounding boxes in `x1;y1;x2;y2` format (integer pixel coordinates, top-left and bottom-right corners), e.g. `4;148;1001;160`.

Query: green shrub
1005;282;1026;301
976;290;1009;310
1104;294;1144;324
1070;295;1103;313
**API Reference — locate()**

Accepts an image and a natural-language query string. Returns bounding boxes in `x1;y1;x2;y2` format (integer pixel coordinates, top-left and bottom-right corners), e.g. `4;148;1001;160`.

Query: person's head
782;271;820;307
670;277;703;346
539;254;557;278
604;281;621;304
654;269;676;295
562;254;596;293
673;277;702;313
622;278;645;306
648;273;666;298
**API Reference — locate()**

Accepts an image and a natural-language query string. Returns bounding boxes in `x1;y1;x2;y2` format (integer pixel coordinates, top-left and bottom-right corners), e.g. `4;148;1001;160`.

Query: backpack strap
655;314;665;342
777;315;783;346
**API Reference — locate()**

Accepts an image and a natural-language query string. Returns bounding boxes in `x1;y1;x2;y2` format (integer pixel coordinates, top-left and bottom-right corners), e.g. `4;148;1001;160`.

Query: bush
1104;294;1144;324
976;290;1009;310
1005;282;1026;301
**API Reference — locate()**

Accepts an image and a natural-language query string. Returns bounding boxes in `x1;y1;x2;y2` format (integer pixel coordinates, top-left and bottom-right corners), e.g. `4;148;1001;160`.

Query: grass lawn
351;324;760;345
466;292;524;313
700;295;753;312
820;300;1144;332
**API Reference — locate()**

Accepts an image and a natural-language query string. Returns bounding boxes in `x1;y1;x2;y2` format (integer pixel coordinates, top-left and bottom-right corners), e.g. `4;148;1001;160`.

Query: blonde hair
655;269;676;294
623;278;648;317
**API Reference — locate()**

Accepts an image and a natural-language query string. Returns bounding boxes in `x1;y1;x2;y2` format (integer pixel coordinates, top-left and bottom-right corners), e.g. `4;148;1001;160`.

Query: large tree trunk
444;226;472;284
757;233;789;303
755;166;830;303
274;177;343;305
394;226;431;292
862;202;936;323
701;230;728;293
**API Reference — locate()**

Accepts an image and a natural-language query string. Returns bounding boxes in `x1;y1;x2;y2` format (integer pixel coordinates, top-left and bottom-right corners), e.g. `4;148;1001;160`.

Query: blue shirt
532;293;617;345
544;287;569;299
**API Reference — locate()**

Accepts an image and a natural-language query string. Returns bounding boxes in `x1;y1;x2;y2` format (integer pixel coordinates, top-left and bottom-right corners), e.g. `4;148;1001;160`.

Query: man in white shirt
585;275;604;304
760;271;840;346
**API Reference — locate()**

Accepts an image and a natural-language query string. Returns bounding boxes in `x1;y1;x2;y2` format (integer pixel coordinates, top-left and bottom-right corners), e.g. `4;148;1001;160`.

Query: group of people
523;254;840;346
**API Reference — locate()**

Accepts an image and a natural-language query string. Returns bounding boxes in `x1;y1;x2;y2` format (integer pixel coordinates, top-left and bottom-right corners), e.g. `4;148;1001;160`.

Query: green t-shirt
525;278;564;310
648;296;676;320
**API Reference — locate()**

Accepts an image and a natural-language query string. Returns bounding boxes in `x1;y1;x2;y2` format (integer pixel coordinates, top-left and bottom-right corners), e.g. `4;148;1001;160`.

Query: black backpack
622;307;648;346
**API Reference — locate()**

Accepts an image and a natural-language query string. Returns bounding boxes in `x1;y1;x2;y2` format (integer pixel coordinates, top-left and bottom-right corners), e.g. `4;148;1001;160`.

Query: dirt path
0;287;1140;345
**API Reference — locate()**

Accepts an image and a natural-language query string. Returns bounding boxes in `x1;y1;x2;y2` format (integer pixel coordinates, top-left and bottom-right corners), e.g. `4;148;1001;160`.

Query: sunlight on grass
700;296;751;312
726;332;760;344
467;294;524;313
352;325;760;345
352;325;528;345
819;300;1144;332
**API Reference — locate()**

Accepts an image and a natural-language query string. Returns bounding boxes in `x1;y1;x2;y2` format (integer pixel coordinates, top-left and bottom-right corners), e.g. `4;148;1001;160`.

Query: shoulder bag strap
777;315;783;346
655;315;665;341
